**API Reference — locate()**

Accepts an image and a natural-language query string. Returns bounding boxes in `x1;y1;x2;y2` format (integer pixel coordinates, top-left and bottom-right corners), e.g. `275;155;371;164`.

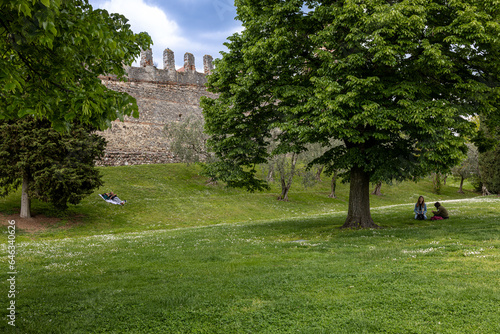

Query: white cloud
199;25;244;41
99;0;190;68
91;0;238;71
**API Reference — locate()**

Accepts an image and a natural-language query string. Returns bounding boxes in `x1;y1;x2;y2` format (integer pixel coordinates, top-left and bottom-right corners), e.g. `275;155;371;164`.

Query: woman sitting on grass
431;202;449;220
414;196;427;220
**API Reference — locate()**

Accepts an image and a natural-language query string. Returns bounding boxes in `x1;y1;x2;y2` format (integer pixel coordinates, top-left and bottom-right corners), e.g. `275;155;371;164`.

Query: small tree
0;117;106;217
451;143;480;194
274;153;299;201
164;115;220;185
328;171;339;199
261;129;304;201
302;142;328;182
371;182;383;196
308;141;344;199
476;113;500;194
479;144;500;194
431;172;444;195
164;115;214;164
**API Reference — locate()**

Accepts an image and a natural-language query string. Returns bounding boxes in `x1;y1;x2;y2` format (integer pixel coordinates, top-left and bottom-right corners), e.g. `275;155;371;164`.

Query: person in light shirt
414;196;427;220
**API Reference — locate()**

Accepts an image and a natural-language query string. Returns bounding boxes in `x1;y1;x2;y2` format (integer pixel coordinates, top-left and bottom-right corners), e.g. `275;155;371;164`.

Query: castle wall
96;49;216;166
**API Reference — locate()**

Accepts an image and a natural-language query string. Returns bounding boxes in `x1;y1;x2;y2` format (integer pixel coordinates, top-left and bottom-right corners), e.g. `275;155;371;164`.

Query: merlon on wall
97;49;216;166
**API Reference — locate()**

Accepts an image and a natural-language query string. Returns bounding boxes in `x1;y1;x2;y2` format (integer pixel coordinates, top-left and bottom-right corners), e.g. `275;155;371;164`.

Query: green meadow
1;164;499;333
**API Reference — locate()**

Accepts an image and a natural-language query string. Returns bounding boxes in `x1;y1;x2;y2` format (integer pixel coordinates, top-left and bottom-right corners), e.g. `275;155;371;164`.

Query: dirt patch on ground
1;212;82;233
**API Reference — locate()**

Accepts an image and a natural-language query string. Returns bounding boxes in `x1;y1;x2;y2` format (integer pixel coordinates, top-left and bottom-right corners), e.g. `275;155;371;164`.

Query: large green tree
1;0;151;217
0;0;151;130
0;117;105;218
202;0;499;228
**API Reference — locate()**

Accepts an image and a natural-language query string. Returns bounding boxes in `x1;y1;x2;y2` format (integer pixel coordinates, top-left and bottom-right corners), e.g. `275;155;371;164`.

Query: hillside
0;163;483;239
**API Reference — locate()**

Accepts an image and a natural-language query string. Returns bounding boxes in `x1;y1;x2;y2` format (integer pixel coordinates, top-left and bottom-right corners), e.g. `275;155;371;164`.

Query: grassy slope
1;164;499;333
0;163;485;238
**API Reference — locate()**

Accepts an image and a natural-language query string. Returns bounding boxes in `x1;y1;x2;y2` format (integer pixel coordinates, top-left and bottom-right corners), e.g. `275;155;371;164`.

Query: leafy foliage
0;0;152;130
479;144;500;194
451;143;480;193
262;133;326;200
202;0;499;227
0;117;105;210
431;172;444;195
475;110;500;193
164;115;214;164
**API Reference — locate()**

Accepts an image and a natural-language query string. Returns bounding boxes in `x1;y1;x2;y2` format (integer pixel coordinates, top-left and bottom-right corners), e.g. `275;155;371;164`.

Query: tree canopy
0;117;106;217
0;0;152;131
201;0;500;228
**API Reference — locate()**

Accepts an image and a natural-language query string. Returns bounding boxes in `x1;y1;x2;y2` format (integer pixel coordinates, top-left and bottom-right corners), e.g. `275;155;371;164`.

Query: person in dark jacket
432;202;449;219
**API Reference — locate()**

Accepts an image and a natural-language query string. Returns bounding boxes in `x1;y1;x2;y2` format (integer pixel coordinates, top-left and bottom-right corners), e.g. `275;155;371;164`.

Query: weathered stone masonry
97;49;216;166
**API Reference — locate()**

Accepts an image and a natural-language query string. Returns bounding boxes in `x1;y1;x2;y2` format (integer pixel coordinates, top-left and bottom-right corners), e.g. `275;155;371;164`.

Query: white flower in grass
402;247;445;254
463;251;481;256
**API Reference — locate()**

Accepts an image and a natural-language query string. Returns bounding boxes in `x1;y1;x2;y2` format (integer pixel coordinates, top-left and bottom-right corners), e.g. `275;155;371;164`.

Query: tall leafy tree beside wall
0;0;151;217
202;0;499;228
0;0;152;130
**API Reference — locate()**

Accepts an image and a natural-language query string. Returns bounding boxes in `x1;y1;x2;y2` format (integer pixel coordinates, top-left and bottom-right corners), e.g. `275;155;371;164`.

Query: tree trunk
482;185;491;196
432;172;442;194
328;171;337;198
342;167;378;229
277;153;298;201
457;176;465;194
206;177;218;186
266;168;274;183
278;181;291;201
315;166;324;181
20;173;31;218
371;181;383;196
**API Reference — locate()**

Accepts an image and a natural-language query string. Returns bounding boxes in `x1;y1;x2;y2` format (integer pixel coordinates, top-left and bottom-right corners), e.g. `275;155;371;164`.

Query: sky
89;0;241;70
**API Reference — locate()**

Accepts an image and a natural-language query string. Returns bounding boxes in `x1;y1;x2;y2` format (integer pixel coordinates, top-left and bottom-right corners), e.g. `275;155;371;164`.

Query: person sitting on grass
414;196;427;220
431;202;449;220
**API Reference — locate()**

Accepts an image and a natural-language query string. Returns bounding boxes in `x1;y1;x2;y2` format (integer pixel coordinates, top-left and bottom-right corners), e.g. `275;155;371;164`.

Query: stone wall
96;49;216;166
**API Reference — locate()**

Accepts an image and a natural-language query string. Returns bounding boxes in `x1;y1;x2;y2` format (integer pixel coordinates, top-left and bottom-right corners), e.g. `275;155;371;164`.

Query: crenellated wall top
102;49;214;86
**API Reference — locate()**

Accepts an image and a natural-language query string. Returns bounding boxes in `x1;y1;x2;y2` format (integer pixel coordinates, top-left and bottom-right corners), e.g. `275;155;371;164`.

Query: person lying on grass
101;192;117;200
431;202;449;220
100;192;126;205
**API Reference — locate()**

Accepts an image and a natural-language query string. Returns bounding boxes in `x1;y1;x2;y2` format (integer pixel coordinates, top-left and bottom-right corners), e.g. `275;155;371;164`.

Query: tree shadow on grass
232;211;500;244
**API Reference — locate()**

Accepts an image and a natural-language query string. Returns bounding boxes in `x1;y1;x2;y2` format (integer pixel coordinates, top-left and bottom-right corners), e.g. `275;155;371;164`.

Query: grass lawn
1;164;499;333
